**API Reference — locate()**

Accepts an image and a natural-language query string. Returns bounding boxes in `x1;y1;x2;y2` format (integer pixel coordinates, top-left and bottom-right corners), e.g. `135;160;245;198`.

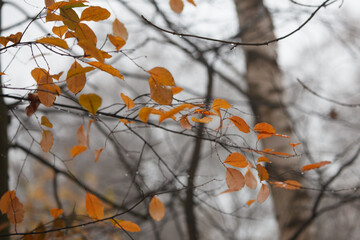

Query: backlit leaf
138;107;153;123
94;148;103;163
45;0;55;8
113;19;128;41
170;0;184;13
87;61;123;79
149;78;173;105
111;219;141;232
0;36;9;47
50;208;64;219
36;37;69;49
229;116;250;133
52;25;68;38
225;168;245;191
79;93;102;115
121;93;135;109
41;116;53;128
71;145;87;157
0;191;16;214
40;130;54;152
0;190;24;224
253;122;276;134
80;6;110;22
66;61;93;94
256;164;269;182
149;196;165;221
108;34;126;51
301;161;331;172
148;67;175;86
85;192;104;220
245;169;257;189
37;74;60;107
180;115;192;129
191;116;212;123
224;152;248;168
257;183;270;203
172;86;183;95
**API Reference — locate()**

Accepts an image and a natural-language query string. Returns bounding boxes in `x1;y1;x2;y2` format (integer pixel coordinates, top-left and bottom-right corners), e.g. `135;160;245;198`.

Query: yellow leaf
80;6;111;22
79;93;102;115
138;107;153;123
170;0;184;13
111;219;141;232
121;93;135;109
149;78;173;105
256;164;269;182
245;169;257;189
87;61;123;79
225;168;245;191
85;192;104;220
52;25;68;38
257;183;270;204
172;86;183;95
71;145;87;157
94;148;103;163
224;152;248;168
108;34;126;51
301;161;331;173
149;196;165;221
40;130;54;152
41;116;53;128
50;208;64;219
148;67;175;86
113;19;128;41
191;116;212;123
229;116;250;133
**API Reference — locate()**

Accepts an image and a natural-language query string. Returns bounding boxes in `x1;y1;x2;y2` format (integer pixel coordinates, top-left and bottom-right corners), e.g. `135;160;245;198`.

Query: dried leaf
256;164;269;182
149;196;165;221
61;7;80;30
0;191;16;214
40;130;54;152
229;116;250;133
148;67;175;86
172;86;183;95
87;61;123;79
36;37;69;49
45;0;55;8
159;104;191;123
257;183;270;203
224;152;248;168
79;93;102;115
179;115;192;130
50;208;64;219
289;143;301;148
41;116;53;128
270;180;302;190
31;68;49;83
26;93;41;117
245;169;257;189
225;168;245;191
80;6;110;22
71;145;87;158
94;148;103;163
108;34;126;51
66;61;93;94
6;32;22;44
170;0;184;13
85;192;104;220
302;161;331;172
149;77;173;105
111;219;141;232
121;93;135;109
113;19;128;41
0;191;24;224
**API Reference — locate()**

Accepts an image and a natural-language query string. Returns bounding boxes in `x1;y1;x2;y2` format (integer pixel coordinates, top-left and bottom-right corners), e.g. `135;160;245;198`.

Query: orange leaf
0;191;16;214
40;130;54;152
52;25;68;38
41;116;53;128
121;93;135;109
37;75;60;107
138;107;153;123
225;168;245;191
229;116;250;133
80;6;110;22
270;180;302;190
159;104;191;123
148;67;175;86
256;164;269;181
149;196;165;221
211;98;231;110
0;191;24;224
119;119;134;124
79;93;102;115
50;208;64;219
253;122;276;134
289;142;301;148
36;37;69;49
45;0;55;8
111;219;141;232
257;183;270;203
224;152;248;168
172;86;183;95
46;10;63;22
71;145;87;158
245;169;257;189
113;19;128;41
85;192;104;220
94;148;103;163
170;0;184;13
257;156;270;163
66;61;93;94
191;116;212;123
301;161;331;172
87;61;123;79
246;199;255;206
149;77;173;105
108;34;126;51
31;68;49;84
179;115;192;130
6;32;22;44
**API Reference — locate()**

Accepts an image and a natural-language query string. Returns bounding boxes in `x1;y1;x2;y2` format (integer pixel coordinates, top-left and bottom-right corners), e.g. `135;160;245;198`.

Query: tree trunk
234;1;312;239
0;0;10;237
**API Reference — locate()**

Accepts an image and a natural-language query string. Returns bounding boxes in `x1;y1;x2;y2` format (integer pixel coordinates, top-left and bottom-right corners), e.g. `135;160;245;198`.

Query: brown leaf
149;196;165;221
66;61;93;94
257;183;270;203
256;164;269;182
179;115;192;130
40;130;54;152
170;0;184;13
94;148;103;163
245;169;257;189
113;19;128;41
50;208;64;219
79;93;102;115
41;116;53;128
87;61;123;79
36;37;69;49
149;77;173;105
225;168;245;191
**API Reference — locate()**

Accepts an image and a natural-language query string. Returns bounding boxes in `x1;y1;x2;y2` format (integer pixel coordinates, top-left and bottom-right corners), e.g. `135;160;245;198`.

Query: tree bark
0;0;10;238
234;1;312;239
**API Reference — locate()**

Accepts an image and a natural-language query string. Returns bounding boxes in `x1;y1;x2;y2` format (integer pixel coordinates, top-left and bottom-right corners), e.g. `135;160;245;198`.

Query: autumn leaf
257;156;270;163
149;196;165;221
170;0;184;13
77;124;87;146
71;145;87;158
270;180;302;190
229;116;250;133
67;61;94;94
50;208;64;219
225;168;245;191
119;119;134;125
138;107;153;123
31;68;49;83
108;34;126;51
6;32;22;44
85;192;104;220
61;7;80;30
179;115;192;129
52;25;68;38
37;74;60;107
172;86;183;95
0;191;24;224
80;6;111;22
113;19;128;41
224;152;248;168
301;161;331;173
257;183;270;204
245;169;257;189
191;116;212;123
256;164;269;182
148;67;175;86
111;219;141;232
41;116;53;128
121;93;135;109
158;104;191;123
0;191;16;214
87;61;123;79
36;37;69;49
25;93;41;117
0;37;9;47
94;148;103;163
289;143;301;148
40;130;54;152
149;77;173;105
79;93;102;115
51;71;64;80
246;199;255;206
253;122;277;140
211;98;231;111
